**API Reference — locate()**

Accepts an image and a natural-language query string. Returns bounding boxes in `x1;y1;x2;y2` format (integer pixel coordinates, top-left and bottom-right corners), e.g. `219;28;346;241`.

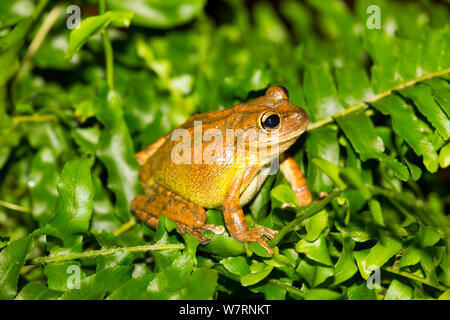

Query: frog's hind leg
131;185;224;244
279;154;313;206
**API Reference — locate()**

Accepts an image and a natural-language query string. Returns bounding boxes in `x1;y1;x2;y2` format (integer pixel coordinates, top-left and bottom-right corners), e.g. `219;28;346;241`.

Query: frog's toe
318;191;328;200
252;225;277;240
236;226;277;255
202;224;225;235
256;237;274;255
176;223;210;245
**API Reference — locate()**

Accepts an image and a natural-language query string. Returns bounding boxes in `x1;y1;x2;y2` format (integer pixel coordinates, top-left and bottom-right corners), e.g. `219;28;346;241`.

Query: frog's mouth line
255;126;307;148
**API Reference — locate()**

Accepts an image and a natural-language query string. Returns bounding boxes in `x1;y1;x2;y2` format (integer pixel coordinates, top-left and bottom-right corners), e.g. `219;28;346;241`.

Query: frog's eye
260;111;281;131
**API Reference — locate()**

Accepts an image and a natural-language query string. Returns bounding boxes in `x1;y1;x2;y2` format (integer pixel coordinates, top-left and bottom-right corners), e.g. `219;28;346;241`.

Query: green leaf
337;110;384;156
425;77;450;118
27;123;71;158
0;17;33;53
347;283;377;300
420;27;450;74
220;256;250;276
34;34;79;70
398;225;443;281
438;143;450;168
335;66;373;106
304;288;341;300
303;64;345;122
95;88;140;222
400;84;450;140
296;235;333;266
42;158;94;241
270;191;340;247
107;274;155;300
65;10;134;60
0;235;33;300
270;184;298;208
180;268;218;299
363;28;400;92
384;279;413;300
248;240;274;258
310;158;347;190
240;265;273;287
146;262;218;299
365;234;402;270
59;266;132;300
71;127;101;156
106;0;206;28
333;238;358;285
28;147;58;226
254;1;288;43
0;0;34;28
336;110;409;181
296;259;334;287
303;210;328;242
306;126;340;193
249;280;287;300
44;261;84;291
353;248;371;279
15;283;60;300
250;174;276;221
0;48;19;87
368;199;385;226
373;95;439;172
438;289;450;300
201;234;245;257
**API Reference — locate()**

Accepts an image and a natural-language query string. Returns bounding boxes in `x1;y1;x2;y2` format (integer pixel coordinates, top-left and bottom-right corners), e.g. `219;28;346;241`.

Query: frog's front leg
280;154;313;206
223;166;278;255
131;184;224;244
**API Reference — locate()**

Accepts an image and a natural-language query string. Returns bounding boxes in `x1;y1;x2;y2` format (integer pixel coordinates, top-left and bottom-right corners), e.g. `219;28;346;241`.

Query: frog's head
231;86;310;163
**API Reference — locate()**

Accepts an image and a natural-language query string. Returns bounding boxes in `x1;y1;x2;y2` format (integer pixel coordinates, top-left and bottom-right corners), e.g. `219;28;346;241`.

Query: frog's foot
236;226;277;255
318;191;328;200
201;224;225;235
132;184;209;228
176;223;210;244
176;223;224;245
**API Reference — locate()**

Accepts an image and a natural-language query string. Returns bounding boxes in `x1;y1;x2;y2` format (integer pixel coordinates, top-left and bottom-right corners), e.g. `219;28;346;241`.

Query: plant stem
113;218;137;237
12;114;58;125
0;200;31;213
384;266;448;292
99;0;114;90
13;3;63;85
307;67;450;132
268;279;305;298
269;190;340;246
29;243;185;265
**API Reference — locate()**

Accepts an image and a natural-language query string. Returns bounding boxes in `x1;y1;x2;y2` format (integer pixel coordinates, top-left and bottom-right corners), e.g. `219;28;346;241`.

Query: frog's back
139;108;241;208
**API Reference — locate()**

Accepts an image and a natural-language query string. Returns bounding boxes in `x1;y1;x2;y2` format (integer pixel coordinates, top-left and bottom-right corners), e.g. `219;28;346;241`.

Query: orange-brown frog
131;86;312;255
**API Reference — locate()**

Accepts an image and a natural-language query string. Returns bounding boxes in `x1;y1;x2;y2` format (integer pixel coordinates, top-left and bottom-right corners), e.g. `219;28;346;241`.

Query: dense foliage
0;0;449;300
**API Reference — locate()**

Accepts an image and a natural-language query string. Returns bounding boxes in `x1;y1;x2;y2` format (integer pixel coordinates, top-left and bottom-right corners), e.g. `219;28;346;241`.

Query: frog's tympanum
131;86;312;254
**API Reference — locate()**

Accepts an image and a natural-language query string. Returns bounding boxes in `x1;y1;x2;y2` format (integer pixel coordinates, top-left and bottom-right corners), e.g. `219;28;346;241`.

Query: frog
131;86;312;255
